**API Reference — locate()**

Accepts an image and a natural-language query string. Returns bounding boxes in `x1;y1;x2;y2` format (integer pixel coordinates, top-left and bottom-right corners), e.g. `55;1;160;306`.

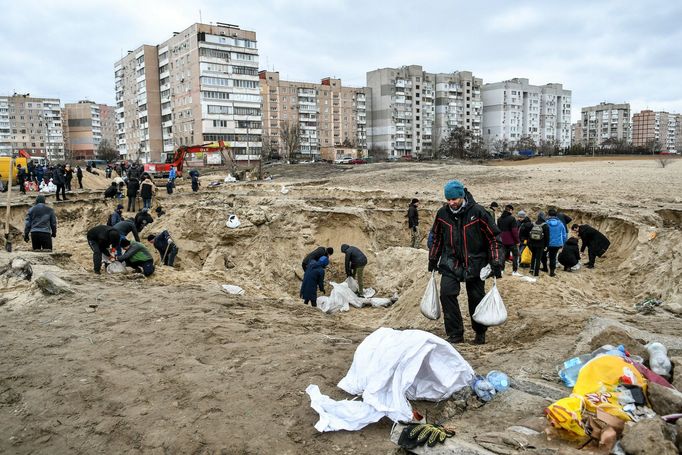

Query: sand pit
1;158;681;453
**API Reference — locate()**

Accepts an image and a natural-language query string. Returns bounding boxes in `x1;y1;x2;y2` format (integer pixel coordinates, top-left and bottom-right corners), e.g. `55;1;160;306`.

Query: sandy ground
1;158;681;454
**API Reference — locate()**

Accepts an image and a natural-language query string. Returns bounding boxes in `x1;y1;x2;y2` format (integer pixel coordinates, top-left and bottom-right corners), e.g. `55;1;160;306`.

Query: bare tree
538;138;560;156
439;126;473;159
515;135;537;152
97;139;119;162
368;144;388;161
279;121;301;164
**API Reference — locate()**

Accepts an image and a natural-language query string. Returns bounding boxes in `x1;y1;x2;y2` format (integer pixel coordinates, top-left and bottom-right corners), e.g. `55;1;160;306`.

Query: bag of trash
546;396;587;436
368;297;392;307
106;261;127;274
344;276;359;293
221;284;245;295
224;174;237;183
472;279;507;326
226;214;241;229
420;272;440;320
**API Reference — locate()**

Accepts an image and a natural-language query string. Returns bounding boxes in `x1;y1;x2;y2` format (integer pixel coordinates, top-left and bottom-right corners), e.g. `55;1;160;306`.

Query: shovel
4;157;13;252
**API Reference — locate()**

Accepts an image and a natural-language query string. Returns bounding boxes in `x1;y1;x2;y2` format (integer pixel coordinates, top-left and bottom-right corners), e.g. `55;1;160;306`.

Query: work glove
24;234;29;243
52;231;57;238
402;423;454;448
491;262;502;279
428;259;438;272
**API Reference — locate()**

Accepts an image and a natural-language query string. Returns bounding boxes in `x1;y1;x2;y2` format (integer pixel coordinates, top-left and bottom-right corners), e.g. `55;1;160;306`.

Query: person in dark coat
189;169;200;192
126;177;139;212
104;182;118;199
107;204;124;226
76;166;83;189
64;165;73;191
558;237;581;271
86;225;121;274
428;180;503;345
134;209;154;233
572;224;610;269
147;231;178;267
302;246;334;272
528;212;550;276
52;165;67;200
497;204;520;275
16;164;27;194
517;210;532;256
341;244;368;296
113;219;140;242
300;256;329;307
407;198;420;248
557;211;572;231
23;195;57;251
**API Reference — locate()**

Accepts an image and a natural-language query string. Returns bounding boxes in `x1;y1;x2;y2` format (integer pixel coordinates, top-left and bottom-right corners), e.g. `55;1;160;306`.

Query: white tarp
307;328;475;432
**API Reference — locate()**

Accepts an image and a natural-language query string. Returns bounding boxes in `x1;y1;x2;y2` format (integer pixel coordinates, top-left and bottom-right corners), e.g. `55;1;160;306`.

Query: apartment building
571;122;583;148
0;97;10;155
366;65;481;157
632;110;681;153
482;78;572;149
63;101;117;160
115;22;261;163
3;94;64;160
259;71;368;159
580;102;630;147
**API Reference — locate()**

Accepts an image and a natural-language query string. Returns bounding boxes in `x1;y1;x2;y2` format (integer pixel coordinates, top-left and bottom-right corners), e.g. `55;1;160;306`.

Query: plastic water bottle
646;342;671;377
472;376;496;402
486;371;510;392
557;354;593;387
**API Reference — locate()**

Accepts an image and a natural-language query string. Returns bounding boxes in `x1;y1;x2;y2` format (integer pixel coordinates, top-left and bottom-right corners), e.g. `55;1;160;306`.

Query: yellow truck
0;157;28;186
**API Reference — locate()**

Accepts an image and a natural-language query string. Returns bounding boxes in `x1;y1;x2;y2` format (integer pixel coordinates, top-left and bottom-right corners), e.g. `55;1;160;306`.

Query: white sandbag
221;284;245;295
472;279;507;326
106;261;127;274
280;185;289;194
224;174;237;182
226;214;241;229
308;328;475;432
420;271;440;320
571;263;581;271
362;287;376;298
368;297;392;307
344;276;359;293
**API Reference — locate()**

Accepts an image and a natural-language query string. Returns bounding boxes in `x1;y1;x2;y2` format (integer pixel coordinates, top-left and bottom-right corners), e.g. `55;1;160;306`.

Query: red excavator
143;141;229;177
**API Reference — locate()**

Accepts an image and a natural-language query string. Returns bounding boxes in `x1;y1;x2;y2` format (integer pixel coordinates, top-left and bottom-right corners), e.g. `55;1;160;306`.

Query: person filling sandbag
341;244;368;296
300;256;329;307
116;238;155;277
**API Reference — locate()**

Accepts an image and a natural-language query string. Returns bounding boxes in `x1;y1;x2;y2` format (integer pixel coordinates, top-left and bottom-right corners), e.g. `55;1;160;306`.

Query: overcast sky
1;0;680;121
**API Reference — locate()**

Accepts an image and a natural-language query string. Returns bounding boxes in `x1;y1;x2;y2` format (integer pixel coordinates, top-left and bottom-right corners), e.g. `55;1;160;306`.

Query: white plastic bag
221;284;245;295
420;272;440;320
106;261;127;274
472;278;507;326
479;264;492;281
368;297;392;308
344;276;359;293
319;283;352;313
280;185;289;194
226;214;241;229
224;174;237;182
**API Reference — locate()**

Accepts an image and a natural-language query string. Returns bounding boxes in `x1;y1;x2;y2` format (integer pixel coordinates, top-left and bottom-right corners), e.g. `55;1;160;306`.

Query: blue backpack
547;218;566;247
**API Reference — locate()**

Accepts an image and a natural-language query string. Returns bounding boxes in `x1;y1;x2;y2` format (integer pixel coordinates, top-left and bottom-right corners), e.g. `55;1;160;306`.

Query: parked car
334;156;353;164
349;158;367;164
400;154;414;161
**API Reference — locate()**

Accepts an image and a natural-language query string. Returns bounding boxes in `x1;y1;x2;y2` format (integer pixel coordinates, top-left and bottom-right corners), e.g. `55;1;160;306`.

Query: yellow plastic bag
545;396;586;436
573;355;645;422
520;245;532;266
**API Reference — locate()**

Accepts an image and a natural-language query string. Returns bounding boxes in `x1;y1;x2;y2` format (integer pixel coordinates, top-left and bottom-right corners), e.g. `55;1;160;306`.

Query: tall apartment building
0;97;10;155
481;78;572;149
632;110;681;153
580;102;630;147
571;122;583;148
259;71;368;159
3;94;64;160
115;22;261;163
366;65;481;157
63;101;117;160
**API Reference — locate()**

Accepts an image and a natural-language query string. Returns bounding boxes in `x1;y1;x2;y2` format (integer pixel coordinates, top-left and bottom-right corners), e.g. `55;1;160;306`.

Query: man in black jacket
407;198;420;248
104;182;118;199
147;231;179;267
572;224;610;269
134;209;154;233
76;165;83;189
126;177;140;212
86;225;121;274
24;195;57;251
558;237;581;271
53;165;67;201
341;244;368;296
302;246;334;272
113;219;141;242
429;180;503;345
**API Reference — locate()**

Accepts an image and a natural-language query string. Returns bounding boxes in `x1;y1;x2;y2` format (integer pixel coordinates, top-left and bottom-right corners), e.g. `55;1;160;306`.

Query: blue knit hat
444;180;465;200
319;256;329;267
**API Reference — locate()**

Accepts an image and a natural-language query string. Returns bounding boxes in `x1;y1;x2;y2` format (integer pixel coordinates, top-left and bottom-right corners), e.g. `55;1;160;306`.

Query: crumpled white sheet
307;327;475;432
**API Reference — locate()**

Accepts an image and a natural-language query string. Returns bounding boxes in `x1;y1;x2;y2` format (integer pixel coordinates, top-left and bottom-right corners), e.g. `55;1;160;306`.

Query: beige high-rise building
366;65;481;157
115;23;261;163
0;97;10;155
580;102;630;147
571;122;583;147
63;101;117;160
259;71;368;159
632;110;681;153
4;94;64;160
